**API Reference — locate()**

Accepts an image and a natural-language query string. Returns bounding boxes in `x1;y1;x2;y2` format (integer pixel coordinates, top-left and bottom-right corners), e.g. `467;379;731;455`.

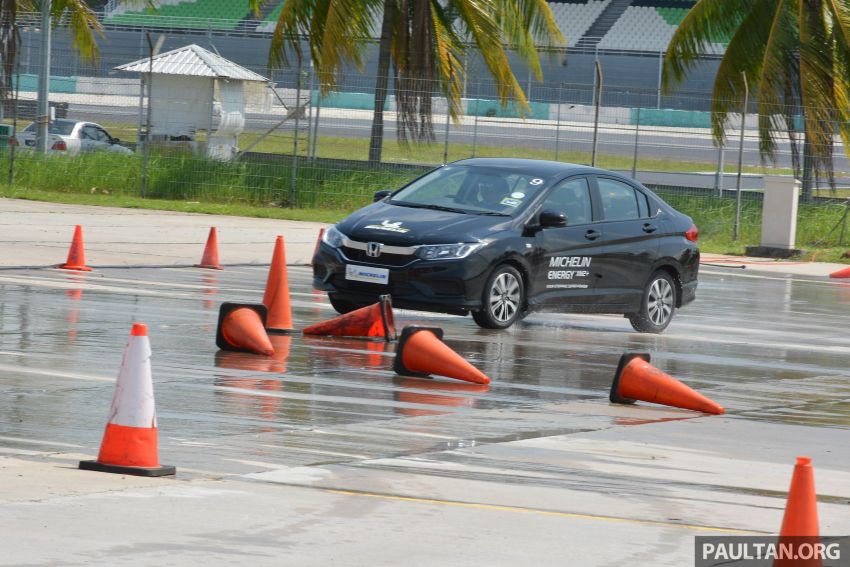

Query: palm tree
267;0;563;163
662;0;850;199
0;1;103;118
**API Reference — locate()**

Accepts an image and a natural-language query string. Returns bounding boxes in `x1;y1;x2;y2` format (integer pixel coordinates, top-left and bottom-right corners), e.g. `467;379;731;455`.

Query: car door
528;176;603;308
79;125;99;153
93;127;113;151
590;176;661;307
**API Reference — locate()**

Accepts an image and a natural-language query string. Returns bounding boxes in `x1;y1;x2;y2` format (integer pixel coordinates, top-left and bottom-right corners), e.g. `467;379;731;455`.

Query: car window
390;165;551;215
80;126;98;140
540;178;592;225
94;128;111;142
598;178;645;221
22;121;76;135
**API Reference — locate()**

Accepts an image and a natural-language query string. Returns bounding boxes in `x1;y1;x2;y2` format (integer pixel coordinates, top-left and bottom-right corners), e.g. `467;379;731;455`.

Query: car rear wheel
472;265;525;329
627;271;676;333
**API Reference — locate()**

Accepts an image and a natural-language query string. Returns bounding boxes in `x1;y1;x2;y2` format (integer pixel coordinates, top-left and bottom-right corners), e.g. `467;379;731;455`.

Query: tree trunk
801;132;814;202
369;0;396;164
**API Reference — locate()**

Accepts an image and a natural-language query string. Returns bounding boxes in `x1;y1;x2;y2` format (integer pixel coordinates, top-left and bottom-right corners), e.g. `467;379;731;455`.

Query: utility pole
36;0;52;153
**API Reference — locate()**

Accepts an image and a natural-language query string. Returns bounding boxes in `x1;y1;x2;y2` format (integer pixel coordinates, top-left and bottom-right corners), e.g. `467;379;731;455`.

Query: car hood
337;201;515;245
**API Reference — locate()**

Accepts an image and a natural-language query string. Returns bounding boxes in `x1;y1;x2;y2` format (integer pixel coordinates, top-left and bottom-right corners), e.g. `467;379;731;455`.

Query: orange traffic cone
197;227;223;270
303;295;396;340
393;326;490;385
775;457;821;567
829;266;850;278
216;302;275;356
262;235;294;333
311;228;325;265
59;225;92;271
79;323;176;476
609;353;724;414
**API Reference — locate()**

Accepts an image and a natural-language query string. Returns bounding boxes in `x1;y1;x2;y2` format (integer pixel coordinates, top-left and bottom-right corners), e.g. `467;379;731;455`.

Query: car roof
449;158;620;179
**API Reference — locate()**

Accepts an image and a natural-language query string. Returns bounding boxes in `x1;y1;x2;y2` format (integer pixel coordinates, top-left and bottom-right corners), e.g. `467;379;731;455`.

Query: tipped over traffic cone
262;235;294;333
59;225;92;271
609;353;724;414
775;457;821;566
393;326;490;385
829;266;850;278
303;295;396;341
79;323;175;477
197;227;223;270
216;302;274;356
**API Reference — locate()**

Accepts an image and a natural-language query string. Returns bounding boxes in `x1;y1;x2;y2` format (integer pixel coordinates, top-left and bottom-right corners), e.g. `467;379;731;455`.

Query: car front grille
341;246;417;267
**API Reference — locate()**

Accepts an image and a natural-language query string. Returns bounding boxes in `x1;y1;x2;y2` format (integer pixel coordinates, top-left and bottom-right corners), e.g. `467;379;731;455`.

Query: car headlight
415;242;483;260
322;226;345;248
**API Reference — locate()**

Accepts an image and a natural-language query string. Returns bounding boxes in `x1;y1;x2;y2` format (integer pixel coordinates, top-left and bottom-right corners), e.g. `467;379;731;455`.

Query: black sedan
312;158;699;332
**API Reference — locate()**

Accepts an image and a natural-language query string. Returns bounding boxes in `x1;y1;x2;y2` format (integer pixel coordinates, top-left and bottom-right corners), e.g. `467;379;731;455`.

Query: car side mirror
539;209;567;228
373;190;393;202
112;138;121;144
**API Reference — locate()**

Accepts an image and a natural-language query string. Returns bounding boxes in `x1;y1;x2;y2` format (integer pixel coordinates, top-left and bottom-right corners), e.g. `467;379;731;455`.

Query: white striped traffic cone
79;323;175;477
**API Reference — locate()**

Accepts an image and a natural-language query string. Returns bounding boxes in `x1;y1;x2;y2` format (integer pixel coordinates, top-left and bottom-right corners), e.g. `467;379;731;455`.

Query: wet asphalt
2;262;850;565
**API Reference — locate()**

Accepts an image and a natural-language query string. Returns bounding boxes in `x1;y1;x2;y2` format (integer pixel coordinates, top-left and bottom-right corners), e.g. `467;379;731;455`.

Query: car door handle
642;223;657;233
585;229;600;241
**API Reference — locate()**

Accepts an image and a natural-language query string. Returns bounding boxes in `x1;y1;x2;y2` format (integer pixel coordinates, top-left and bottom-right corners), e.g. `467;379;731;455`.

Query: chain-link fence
3;18;850;251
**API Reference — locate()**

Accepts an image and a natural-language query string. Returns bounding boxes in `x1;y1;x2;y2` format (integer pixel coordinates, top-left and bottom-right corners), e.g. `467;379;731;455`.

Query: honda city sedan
312;158;700;332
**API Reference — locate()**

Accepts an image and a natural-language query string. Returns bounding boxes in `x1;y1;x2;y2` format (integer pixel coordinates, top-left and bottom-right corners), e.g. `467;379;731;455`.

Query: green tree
0;1;103;115
662;0;850;199
266;0;563;163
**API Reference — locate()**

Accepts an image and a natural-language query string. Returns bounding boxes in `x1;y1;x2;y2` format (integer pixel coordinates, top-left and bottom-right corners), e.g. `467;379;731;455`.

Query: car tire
472;265;525;329
328;294;358;315
627;270;676;333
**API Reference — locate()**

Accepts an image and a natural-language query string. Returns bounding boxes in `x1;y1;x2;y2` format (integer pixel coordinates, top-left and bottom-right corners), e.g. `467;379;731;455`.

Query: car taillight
51;140;67;151
8;137;17;146
685;224;699;242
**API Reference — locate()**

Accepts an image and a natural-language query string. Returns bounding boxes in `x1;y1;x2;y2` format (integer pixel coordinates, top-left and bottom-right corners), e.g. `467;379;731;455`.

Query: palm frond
664;0;752;92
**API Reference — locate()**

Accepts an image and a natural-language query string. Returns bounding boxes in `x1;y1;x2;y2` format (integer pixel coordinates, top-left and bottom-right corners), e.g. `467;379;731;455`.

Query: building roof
115;44;269;82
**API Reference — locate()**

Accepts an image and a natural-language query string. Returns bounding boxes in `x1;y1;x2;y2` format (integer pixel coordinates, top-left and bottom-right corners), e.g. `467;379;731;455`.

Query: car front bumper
312;242;492;314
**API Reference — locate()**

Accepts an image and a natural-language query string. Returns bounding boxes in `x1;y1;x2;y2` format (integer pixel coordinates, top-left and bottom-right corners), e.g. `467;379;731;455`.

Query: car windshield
22;120;76;136
389;165;552;216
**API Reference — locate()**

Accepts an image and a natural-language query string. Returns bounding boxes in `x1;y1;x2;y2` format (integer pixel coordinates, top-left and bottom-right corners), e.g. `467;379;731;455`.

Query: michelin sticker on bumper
345;264;390;285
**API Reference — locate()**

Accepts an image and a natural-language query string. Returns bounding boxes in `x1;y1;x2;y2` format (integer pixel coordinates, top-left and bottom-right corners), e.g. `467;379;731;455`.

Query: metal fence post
554;83;562;161
36;0;52;154
591;61;602;167
631;107;641;178
471;101;479;158
311;81;322;161
733;71;748;242
656;50;663;109
714;143;725;196
442;94;451;165
290;53;303;206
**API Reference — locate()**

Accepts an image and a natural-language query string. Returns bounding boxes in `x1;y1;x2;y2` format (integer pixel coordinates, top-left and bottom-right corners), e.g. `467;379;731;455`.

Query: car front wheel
328;294;358;315
472;265;525;329
627;271;676;333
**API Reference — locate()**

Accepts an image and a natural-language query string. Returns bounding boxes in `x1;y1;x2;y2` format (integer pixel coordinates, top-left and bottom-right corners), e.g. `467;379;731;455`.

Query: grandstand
102;0;718;54
104;0;253;31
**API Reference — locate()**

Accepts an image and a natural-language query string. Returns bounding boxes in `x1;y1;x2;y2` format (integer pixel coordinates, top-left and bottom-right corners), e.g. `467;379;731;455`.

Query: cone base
79;459;176;477
393;326;444;378
609;352;650;405
59;264;92;272
196;264;223;270
266;326;296;335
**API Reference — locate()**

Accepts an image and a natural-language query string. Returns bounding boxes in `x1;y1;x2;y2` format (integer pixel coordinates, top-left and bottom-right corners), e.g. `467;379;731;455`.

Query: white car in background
12;119;133;155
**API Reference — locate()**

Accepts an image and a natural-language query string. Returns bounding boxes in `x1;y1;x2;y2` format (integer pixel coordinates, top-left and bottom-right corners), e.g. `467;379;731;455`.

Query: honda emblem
366;242;384;258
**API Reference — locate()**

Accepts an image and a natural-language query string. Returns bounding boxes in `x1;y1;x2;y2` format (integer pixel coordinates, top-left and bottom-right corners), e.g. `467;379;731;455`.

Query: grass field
3;147;850;263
